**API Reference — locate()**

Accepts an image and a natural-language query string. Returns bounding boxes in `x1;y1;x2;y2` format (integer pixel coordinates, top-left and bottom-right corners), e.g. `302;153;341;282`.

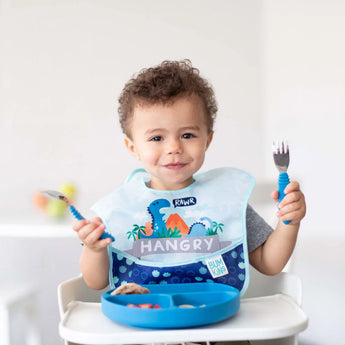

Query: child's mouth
164;163;186;170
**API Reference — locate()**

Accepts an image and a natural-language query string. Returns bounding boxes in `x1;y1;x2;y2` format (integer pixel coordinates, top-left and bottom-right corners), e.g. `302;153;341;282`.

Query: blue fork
273;140;290;225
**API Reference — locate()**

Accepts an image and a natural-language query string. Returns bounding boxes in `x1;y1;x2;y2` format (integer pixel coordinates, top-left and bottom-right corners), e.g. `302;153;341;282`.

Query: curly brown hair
118;59;217;137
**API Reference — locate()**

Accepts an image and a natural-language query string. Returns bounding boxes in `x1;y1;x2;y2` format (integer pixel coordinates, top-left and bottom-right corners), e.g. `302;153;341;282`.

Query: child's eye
150;136;163;142
182;133;195;139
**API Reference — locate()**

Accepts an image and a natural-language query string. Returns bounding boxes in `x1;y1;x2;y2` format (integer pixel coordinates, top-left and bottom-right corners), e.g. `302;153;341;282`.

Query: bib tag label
205;255;229;278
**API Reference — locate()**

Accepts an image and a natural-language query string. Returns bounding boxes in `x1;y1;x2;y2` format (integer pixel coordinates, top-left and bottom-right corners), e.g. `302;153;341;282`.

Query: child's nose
167;139;182;154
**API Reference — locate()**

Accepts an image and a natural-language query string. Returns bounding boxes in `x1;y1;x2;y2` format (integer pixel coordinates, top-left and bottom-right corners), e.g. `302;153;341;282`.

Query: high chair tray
59;294;308;344
101;283;240;329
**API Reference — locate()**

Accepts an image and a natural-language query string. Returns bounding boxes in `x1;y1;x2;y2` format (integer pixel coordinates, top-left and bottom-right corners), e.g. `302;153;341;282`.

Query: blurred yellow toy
60;183;76;202
33;182;77;219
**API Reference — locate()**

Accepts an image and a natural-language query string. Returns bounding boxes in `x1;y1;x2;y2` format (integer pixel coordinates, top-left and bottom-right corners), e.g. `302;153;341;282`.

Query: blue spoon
40;190;115;241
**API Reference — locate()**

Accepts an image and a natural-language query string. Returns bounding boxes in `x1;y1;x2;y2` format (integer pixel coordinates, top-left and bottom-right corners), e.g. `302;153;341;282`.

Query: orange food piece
126;303;139;308
138;303;153;308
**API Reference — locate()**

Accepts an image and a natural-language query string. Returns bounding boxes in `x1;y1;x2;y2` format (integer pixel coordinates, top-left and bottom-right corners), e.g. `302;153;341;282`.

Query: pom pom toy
33;182;77;219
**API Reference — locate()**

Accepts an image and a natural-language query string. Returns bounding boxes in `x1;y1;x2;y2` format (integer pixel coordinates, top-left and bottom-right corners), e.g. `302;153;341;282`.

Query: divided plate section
101;283;240;329
104;293;173;308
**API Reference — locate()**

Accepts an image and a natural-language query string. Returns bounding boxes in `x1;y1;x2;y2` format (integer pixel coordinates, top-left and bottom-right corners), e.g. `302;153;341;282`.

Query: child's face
125;96;213;190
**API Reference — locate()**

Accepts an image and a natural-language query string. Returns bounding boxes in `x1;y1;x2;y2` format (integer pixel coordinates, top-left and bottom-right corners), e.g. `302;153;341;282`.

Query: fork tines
273;140;289;155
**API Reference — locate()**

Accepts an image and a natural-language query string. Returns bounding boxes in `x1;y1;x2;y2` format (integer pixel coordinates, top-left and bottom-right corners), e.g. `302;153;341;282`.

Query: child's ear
124;136;140;160
206;131;214;150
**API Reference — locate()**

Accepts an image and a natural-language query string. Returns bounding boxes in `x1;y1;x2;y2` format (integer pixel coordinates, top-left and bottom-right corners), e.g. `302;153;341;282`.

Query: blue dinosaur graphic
139;199;214;239
141;198;170;238
187;217;213;237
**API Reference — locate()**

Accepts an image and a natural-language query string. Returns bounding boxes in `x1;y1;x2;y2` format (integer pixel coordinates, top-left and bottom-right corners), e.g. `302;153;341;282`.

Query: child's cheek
139;150;159;166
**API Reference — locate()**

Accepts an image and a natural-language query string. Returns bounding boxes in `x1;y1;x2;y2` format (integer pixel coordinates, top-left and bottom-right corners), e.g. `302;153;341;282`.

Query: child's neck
149;177;195;191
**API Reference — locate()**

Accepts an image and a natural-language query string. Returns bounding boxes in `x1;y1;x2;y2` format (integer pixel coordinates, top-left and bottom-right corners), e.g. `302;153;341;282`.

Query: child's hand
271;181;306;225
73;217;112;250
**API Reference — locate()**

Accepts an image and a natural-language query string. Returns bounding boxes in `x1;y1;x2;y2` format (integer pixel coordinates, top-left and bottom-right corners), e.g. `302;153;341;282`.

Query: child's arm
73;218;112;289
249;181;306;275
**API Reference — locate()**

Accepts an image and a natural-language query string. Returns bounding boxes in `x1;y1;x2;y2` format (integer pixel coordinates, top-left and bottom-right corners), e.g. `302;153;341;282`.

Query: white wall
0;2;264;345
262;0;345;238
262;1;345;344
0;0;263;223
1;1;345;345
2;1;344;234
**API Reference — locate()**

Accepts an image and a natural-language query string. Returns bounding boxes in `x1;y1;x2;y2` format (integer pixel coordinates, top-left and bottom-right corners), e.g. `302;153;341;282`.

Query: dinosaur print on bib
92;167;254;296
125;197;229;258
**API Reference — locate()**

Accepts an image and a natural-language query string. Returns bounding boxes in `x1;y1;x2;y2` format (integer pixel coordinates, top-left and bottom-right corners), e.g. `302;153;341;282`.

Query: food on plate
179;304;206;308
127;303;162;309
178;304;195;308
110;283;150;295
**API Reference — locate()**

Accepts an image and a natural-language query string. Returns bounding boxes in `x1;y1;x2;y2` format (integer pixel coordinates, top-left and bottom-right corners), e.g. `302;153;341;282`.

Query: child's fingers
279;205;306;223
78;222;103;242
272;181;306;224
98;237;113;247
73;217;103;235
271;190;279;203
279;191;301;208
277;201;297;216
279;209;302;223
284;181;300;194
277;205;294;221
84;223;106;244
280;194;305;212
72;219;90;232
90;217;103;225
72;217;107;248
277;195;306;223
272;182;300;205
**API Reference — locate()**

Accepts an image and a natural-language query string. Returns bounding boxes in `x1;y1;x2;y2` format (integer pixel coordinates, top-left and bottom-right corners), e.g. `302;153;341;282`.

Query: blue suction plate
101;283;240;329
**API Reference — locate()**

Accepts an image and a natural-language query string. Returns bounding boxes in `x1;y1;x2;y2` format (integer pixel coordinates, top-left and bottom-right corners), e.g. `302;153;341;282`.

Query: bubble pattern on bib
110;244;246;291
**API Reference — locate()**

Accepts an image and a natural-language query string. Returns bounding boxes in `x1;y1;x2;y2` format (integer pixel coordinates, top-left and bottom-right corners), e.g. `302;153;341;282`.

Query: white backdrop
262;0;345;239
1;1;345;344
0;0;264;223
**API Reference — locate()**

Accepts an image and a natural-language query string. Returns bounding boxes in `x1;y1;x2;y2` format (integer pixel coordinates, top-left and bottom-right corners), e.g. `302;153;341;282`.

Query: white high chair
0;282;41;345
57;266;308;345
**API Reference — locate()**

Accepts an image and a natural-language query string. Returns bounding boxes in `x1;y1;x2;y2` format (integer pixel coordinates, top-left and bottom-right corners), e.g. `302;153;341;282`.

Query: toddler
73;59;306;308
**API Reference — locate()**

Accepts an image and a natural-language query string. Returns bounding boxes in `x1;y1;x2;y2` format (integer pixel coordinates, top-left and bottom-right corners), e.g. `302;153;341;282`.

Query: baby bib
92;167;254;296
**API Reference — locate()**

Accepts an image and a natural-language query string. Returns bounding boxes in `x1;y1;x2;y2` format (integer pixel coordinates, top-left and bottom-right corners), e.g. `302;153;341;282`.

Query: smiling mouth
164;163;186;170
